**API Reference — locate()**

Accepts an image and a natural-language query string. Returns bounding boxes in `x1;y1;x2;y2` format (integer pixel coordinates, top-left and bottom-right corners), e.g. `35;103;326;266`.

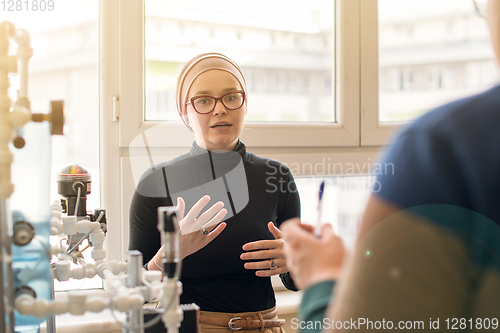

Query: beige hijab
176;53;247;132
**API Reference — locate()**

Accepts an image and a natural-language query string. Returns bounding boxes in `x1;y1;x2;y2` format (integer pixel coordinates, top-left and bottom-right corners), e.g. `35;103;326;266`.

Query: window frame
116;0;362;149
100;0;403;266
360;0;401;146
100;0;124;263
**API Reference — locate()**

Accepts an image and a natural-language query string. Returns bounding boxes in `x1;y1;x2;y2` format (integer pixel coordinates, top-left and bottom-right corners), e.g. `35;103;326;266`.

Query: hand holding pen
281;180;347;288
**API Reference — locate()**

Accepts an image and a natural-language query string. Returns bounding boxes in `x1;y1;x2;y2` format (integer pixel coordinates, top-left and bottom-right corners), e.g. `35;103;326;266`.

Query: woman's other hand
240;222;288;277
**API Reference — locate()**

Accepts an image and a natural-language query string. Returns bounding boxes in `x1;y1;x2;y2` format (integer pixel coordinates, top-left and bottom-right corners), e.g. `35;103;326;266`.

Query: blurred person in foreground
281;1;500;332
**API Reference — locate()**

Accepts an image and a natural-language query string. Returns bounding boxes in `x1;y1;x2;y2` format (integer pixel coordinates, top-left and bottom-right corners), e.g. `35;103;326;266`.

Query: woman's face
186;69;246;151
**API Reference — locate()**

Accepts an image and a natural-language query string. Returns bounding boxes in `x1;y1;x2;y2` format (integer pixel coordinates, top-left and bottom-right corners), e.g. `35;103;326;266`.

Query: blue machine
9;122;52;333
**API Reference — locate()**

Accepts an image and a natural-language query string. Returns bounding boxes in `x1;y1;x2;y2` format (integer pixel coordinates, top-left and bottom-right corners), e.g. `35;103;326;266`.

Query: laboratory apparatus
0;20;63;333
0;21;194;333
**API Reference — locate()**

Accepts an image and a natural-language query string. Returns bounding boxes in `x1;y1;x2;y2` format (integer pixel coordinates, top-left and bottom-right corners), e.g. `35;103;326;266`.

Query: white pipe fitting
62;216;77;235
50;200;63;235
68;292;87;315
75;220;100;234
15;294;69;318
84;297;108;313
82;263;97;278
90;230;105;261
91;248;105;261
55;260;71;281
108;260;127;275
55;260;97;281
110;290;144;313
99;266;125;292
17;258;154;318
15;290;144;318
51;243;68;256
93;260;127;278
162;279;183;333
9;105;31;129
89;229;105;246
67;263;97;280
144;270;162;284
145;272;164;302
0;148;14;199
0;22;29;201
13;29;32;100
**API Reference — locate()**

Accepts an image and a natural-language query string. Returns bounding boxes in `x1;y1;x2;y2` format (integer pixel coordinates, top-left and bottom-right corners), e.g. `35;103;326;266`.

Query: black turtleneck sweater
128;141;300;312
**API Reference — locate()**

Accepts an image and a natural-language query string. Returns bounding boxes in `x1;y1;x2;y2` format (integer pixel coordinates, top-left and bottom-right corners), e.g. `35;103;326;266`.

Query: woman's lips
210;124;232;131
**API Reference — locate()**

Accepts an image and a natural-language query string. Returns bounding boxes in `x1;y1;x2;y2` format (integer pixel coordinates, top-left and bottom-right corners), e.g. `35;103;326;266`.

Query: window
144;0;335;123
361;0;499;145
5;1;100;290
104;0;373;266
377;0;498;123
295;176;372;249
104;0;499;277
116;0;359;149
271;175;372;289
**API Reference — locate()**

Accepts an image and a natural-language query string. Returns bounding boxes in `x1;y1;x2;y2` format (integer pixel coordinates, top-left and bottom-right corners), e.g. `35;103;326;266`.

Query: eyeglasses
472;0;487;17
186;90;245;114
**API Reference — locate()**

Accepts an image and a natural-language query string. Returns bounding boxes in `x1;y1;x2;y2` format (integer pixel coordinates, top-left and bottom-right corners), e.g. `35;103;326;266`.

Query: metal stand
1;201;15;333
1;200;7;333
46;270;56;333
124;251;144;333
0;21;16;333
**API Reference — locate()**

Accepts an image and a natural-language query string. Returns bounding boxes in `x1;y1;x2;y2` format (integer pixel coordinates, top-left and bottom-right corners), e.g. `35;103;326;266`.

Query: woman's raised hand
177;195;227;259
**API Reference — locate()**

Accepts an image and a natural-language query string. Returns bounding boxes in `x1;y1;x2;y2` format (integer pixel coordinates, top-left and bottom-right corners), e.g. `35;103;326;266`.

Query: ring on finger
269;258;278;270
202;228;209;236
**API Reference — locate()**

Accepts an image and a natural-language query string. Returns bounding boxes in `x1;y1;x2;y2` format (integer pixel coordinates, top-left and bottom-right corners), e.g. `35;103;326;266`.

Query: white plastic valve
144;270;162;284
91;248;105;261
111;291;144;313
50;201;63;235
108;260;127;275
55;260;71;281
9;106;32;129
62;216;77;235
90;230;106;261
83;263;97;278
51;243;68;256
163;279;183;333
89;230;105;245
68;292;87;315
76;220;100;234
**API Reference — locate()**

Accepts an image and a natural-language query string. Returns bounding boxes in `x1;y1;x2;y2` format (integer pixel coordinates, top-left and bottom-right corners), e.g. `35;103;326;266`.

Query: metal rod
46;269;56;333
0;200;8;332
67;231;90;254
125;251;144;333
1;201;15;333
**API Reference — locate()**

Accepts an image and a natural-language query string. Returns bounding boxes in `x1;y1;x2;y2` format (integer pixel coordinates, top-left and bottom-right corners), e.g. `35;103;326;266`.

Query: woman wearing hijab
129;53;300;332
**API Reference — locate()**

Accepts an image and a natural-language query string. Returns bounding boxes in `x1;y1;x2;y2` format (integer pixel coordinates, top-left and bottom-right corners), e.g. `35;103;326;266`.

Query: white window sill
275;290;302;315
39;289;302;333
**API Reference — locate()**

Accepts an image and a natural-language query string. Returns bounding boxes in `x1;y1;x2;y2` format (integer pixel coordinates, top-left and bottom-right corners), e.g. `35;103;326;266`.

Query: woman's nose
212;99;228;116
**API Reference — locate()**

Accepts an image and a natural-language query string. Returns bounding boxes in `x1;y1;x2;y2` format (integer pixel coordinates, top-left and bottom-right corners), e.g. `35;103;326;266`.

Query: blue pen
314;181;325;237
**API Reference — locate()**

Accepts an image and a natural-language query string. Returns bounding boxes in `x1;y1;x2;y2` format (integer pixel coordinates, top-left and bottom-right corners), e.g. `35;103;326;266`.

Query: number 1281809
1;0;54;11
